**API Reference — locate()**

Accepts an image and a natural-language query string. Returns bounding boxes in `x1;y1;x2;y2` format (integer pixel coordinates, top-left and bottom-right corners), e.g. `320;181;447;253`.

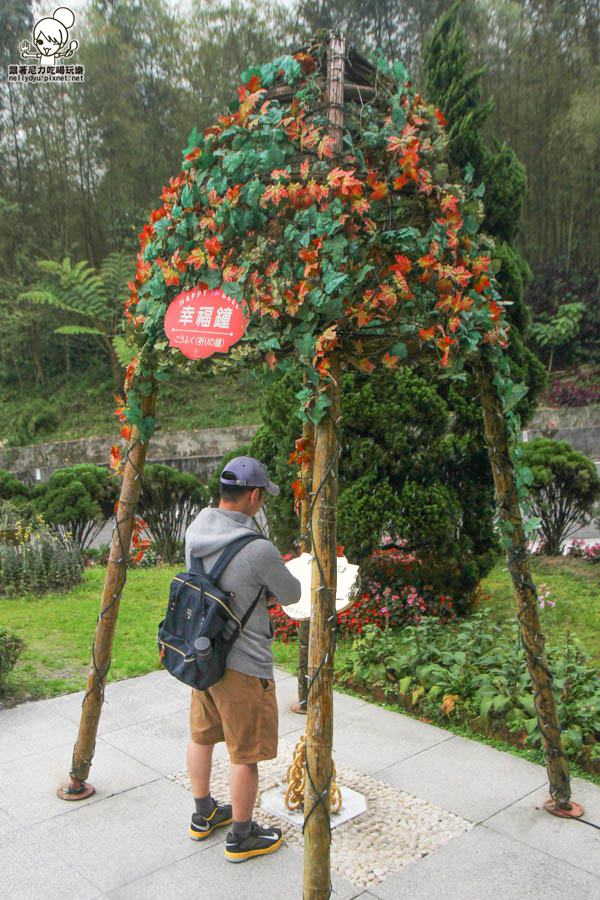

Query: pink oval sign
164;287;248;360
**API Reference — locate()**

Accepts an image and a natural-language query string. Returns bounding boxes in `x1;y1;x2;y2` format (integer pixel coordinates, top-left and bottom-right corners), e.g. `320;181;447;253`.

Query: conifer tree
424;1;546;421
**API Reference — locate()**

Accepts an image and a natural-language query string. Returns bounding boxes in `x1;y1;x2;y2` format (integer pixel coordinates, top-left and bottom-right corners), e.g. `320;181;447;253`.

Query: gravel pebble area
169;740;471;888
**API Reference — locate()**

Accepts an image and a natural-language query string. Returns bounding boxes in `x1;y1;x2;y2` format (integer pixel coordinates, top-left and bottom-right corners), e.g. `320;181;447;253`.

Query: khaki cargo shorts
190;668;278;764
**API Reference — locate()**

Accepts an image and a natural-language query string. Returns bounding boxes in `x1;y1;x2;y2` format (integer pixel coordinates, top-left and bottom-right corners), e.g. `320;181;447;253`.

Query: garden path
0;668;598;898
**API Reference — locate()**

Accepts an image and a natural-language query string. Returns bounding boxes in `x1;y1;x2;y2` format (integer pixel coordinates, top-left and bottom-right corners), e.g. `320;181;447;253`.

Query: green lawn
0;565;179;704
1;554;597;707
479;556;600;664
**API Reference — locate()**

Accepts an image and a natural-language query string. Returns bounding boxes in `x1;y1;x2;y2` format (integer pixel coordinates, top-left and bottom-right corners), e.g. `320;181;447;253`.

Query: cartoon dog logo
20;7;79;68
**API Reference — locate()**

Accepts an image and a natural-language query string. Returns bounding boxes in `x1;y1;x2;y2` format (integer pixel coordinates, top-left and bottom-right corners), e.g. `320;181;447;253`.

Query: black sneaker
189;801;232;840
224;821;283;862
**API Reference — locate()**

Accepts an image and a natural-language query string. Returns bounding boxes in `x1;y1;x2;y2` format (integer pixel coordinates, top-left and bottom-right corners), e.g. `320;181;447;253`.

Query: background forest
0;0;599;442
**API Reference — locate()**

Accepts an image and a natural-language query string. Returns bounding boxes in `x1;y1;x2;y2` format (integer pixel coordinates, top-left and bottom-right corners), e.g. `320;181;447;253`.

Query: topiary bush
253;365;499;615
0;469;30;504
137;464;208;563
31;464;118;549
520;438;600;555
0;629;25;694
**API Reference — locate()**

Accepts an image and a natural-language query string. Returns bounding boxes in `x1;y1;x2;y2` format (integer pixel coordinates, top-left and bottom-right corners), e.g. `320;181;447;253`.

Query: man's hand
265;592;278;609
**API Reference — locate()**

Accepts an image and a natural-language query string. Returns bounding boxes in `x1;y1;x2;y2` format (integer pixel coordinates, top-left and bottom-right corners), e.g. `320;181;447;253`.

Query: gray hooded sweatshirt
184;507;302;679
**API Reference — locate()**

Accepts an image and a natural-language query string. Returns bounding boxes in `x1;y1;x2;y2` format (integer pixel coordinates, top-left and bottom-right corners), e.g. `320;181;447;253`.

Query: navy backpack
157;533;266;690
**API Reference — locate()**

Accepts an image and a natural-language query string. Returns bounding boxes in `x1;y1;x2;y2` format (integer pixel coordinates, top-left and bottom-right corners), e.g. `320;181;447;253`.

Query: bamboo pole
294;419;314;714
303;357;340;897
303;32;345;900
58;388;157;799
476;354;583;817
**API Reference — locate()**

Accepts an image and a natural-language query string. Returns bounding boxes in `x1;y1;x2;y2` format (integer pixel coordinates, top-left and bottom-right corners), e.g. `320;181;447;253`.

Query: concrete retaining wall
524;405;600;458
1;403;598;485
0;425;260;484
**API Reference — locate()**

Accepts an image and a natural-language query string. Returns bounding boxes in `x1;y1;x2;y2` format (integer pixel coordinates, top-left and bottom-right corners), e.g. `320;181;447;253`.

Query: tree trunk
64;388;157;792
31;323;45;384
104;335;124;395
64;334;71;380
476;354;572;807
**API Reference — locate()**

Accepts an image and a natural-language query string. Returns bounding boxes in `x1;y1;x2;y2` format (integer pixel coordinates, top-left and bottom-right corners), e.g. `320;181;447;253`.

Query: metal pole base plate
57;782;96;802
544;797;584;818
290;701;307;715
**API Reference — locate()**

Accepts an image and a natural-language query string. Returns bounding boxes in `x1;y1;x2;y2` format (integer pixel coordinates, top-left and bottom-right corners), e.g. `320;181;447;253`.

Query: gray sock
232;818;252;840
194;794;215;818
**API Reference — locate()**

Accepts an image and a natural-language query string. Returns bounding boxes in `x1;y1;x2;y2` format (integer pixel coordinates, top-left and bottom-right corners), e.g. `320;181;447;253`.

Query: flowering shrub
536;583;556;609
546;377;600;408
568;539;600;563
338;545;456;636
269;603;300;642
269;544;457;640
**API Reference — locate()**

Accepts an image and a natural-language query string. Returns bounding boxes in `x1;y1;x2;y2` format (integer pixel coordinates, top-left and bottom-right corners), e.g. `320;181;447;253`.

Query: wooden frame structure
58;32;583;900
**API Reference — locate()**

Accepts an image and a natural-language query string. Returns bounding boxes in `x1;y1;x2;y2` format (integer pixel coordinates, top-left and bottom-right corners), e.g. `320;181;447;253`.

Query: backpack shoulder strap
208;532;266;583
240;586;265;630
189;555;205;575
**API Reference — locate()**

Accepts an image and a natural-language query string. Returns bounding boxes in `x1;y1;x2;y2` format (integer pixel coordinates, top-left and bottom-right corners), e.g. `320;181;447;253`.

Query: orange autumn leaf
317;135;336;159
393;173;410;191
204;236;222;256
124;357;140;391
187;248;206;270
440;694;459;715
418;327;436;340
290;478;306;512
109;445;122;472
386;134;403;154
374;284;397;309
489;300;502;321
357;357;375;374
382;352;399;369
434;108;447;127
246;74;262;92
294;51;317;74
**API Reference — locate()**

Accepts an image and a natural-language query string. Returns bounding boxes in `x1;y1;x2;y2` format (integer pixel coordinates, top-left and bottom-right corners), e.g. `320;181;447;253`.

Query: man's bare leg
187;740;213;799
229;761;258;821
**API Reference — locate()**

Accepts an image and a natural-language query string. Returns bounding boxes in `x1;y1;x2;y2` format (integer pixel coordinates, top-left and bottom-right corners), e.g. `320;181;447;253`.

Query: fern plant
18;252;134;391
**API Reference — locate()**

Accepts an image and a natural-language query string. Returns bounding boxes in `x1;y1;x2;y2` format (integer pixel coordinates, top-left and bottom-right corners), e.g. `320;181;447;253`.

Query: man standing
184;456;302;862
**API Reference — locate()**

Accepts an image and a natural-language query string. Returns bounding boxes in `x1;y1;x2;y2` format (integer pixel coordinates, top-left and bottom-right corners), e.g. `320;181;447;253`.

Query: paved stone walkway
1;668;598;898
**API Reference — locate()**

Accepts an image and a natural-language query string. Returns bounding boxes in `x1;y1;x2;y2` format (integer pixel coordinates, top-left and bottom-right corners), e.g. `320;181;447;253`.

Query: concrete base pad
260;784;367;828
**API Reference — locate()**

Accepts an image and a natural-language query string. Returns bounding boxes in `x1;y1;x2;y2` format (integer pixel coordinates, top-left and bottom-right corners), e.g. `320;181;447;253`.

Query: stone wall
0;425;260;484
524;405;600;458
1;403;598;486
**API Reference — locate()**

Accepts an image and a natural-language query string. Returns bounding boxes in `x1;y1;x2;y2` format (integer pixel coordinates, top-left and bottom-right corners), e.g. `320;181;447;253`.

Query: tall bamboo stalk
476;354;578;812
59;389;157;797
295;418;314;713
303;32;345;900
